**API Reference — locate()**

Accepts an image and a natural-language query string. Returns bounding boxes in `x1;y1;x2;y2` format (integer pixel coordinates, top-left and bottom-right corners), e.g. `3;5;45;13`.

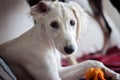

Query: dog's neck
0;22;56;58
30;23;55;48
0;22;58;80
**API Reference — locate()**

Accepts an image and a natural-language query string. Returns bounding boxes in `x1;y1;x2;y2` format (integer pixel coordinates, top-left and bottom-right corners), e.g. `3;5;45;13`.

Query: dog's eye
50;21;59;29
70;20;75;26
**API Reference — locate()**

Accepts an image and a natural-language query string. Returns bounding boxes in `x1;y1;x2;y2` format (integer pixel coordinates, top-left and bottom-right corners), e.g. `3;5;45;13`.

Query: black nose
64;45;75;54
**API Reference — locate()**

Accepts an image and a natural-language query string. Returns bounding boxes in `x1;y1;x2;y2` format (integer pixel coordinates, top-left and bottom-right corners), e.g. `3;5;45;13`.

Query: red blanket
62;47;120;73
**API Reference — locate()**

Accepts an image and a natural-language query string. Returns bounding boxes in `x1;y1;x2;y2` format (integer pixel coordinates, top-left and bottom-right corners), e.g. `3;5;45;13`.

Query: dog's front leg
23;51;62;80
59;60;120;80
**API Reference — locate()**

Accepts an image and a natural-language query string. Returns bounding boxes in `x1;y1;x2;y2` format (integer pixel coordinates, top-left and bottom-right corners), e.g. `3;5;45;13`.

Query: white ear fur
69;1;88;42
30;5;40;20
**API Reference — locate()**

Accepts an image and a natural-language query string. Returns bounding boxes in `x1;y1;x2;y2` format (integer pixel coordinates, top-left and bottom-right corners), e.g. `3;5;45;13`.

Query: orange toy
85;68;106;80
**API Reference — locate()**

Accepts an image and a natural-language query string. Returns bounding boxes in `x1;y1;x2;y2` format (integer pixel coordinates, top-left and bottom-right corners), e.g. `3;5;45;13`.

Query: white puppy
0;1;120;80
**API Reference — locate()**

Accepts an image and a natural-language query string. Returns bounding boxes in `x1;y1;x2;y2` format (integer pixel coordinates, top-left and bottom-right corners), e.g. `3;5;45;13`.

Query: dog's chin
56;46;76;56
59;49;75;56
63;53;75;56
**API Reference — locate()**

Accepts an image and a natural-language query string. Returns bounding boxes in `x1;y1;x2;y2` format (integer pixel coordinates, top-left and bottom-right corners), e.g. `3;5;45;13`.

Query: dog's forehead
48;2;76;20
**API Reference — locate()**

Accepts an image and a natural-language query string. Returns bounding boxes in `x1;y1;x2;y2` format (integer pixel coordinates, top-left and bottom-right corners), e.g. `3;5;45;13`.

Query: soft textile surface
0;58;17;80
62;47;120;73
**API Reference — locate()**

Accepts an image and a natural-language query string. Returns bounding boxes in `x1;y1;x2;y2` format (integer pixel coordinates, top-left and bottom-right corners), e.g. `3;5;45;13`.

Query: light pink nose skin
64;45;75;54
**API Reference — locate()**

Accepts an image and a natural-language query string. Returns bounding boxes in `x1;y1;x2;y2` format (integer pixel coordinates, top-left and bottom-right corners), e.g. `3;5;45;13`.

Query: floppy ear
30;1;51;20
69;2;88;43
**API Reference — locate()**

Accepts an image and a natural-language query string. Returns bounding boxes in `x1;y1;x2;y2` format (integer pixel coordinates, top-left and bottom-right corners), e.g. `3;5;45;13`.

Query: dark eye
50;21;59;29
70;20;75;26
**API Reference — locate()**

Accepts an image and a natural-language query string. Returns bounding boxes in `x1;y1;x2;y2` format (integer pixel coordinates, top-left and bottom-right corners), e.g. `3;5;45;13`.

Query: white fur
0;1;120;80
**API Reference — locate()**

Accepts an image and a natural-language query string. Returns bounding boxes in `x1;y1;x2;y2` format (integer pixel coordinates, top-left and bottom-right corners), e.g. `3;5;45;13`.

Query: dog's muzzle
64;45;75;54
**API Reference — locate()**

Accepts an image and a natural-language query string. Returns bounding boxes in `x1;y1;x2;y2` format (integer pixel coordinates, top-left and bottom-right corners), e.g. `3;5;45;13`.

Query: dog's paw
84;60;120;80
102;67;120;80
113;73;120;80
106;72;120;80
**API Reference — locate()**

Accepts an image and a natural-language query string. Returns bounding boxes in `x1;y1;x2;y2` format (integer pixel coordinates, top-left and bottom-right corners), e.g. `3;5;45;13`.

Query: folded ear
30;1;51;20
69;2;88;43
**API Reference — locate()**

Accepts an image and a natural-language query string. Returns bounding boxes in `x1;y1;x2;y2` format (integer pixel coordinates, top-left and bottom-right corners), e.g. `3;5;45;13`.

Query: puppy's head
31;1;87;55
